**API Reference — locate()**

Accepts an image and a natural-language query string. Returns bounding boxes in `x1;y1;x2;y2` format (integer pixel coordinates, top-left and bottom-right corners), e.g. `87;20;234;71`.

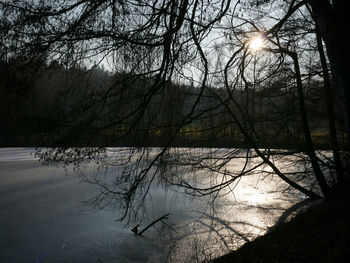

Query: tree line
0;56;343;149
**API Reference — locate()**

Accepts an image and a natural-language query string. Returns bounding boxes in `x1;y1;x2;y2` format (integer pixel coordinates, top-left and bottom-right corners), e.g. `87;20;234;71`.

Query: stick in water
133;213;170;236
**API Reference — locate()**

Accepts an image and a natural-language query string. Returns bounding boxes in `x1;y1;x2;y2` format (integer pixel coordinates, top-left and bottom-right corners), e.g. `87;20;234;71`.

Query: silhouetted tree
0;0;348;222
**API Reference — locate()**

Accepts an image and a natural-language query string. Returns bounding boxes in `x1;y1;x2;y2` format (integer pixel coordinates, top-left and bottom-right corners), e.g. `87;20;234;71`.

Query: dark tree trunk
291;52;332;198
315;25;344;187
307;0;350;144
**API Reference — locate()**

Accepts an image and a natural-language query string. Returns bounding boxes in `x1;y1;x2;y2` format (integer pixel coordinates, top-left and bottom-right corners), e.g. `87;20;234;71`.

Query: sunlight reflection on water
158;174;300;262
77;148;304;262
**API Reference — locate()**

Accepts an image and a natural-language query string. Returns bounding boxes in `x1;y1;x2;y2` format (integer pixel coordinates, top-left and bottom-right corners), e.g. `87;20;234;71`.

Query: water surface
0;148;301;262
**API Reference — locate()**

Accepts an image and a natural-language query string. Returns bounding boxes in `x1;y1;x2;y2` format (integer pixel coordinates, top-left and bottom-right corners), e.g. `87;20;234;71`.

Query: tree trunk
291;52;332;198
315;25;344;187
307;0;350;145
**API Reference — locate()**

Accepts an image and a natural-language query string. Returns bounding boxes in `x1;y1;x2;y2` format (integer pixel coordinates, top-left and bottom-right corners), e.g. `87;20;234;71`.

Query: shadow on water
71;158;304;262
159;200;292;262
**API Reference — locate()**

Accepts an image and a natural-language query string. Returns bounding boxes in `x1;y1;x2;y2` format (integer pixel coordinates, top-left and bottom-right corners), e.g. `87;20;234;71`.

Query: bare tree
1;0;348;222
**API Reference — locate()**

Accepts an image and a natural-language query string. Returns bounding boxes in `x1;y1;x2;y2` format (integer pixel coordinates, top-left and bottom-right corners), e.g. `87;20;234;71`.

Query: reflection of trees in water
45;147;305;261
37;143;338;234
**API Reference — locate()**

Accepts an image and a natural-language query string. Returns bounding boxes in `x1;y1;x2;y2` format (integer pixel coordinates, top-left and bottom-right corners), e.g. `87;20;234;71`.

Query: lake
0;148;303;262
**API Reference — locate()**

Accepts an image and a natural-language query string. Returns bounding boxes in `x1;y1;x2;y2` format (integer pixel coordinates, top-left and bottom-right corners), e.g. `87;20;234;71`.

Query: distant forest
0;57;346;149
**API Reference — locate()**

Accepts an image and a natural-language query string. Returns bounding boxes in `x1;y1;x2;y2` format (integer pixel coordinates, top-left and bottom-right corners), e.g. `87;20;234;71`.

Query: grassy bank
213;193;350;262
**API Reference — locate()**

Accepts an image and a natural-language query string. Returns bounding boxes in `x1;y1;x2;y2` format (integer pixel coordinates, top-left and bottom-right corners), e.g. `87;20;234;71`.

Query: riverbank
213;192;350;262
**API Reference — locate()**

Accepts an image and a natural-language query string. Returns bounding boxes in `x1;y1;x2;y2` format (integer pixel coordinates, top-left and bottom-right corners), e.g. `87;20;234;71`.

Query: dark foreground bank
213;192;350;263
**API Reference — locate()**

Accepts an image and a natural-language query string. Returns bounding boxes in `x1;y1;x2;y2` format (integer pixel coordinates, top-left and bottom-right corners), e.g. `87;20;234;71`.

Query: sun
248;35;265;51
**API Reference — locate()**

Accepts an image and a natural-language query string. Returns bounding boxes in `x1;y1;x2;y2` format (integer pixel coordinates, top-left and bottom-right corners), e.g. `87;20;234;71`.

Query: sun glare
249;35;265;51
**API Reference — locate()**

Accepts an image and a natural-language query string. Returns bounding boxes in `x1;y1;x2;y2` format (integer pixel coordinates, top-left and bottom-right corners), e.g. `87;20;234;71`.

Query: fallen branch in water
131;213;170;236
